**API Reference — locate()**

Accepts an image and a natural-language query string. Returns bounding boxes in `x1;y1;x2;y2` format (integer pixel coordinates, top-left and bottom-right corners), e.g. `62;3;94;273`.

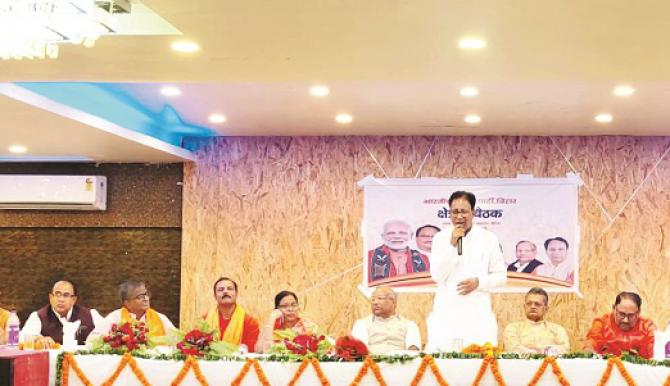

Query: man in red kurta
204;277;259;351
585;291;656;359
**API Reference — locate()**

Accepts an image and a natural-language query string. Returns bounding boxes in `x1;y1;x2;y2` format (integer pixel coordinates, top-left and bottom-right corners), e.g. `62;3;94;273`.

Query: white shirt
351;314;421;354
22;307;104;337
426;224;506;351
534;258;574;282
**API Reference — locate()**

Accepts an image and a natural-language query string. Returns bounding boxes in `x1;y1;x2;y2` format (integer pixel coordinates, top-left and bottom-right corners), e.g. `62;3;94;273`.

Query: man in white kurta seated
87;280;175;343
352;286;421;354
503;287;570;354
426;191;507;352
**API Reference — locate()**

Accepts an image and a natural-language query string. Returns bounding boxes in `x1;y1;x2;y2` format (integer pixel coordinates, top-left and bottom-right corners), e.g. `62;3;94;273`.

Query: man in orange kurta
585;291;656;359
204;277;259;351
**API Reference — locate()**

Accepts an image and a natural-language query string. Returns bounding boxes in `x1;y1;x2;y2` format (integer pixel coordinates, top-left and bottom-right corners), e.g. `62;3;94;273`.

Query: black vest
507;259;543;273
36;304;95;344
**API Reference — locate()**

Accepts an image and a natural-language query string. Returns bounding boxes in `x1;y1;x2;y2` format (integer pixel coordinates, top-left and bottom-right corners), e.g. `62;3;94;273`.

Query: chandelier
0;0;117;60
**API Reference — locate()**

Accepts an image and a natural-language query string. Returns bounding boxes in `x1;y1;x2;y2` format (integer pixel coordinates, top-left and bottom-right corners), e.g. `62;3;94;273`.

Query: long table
52;352;670;386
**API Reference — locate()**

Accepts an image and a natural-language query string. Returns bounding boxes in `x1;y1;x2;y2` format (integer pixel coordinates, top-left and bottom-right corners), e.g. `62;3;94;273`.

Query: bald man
352;286;421;354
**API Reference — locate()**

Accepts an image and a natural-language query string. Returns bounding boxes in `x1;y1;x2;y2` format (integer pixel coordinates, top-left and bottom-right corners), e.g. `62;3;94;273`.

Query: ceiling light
0;1;118;60
613;85;635;97
9;145;27;154
160;86;181;97
208;113;226;124
464;114;481;124
309;85;330;97
460;86;479;97
335;113;353;124
458;38;487;50
595;113;613;123
171;40;200;53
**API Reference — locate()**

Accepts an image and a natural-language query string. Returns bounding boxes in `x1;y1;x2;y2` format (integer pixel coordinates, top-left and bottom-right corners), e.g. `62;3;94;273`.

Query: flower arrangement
333;335;368;361
176;328;215;357
462;342;503;357
268;329;332;357
101;321;150;352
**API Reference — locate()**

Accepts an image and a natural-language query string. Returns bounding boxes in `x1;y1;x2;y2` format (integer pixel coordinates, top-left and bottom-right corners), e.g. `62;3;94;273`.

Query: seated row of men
0;278;658;359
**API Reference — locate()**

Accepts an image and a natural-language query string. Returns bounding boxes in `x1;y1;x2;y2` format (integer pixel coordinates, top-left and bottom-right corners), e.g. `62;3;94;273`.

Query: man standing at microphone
425;191;507;352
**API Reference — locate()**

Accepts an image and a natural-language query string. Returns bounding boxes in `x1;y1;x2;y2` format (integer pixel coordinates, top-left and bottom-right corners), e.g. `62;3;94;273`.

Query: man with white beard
368;219;430;283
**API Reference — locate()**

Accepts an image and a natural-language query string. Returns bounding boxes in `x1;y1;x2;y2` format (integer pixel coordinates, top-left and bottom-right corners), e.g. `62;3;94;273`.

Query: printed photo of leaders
366;219;574;286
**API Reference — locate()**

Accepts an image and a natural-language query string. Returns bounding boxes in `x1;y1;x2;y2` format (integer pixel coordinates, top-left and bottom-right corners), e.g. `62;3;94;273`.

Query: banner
359;174;581;294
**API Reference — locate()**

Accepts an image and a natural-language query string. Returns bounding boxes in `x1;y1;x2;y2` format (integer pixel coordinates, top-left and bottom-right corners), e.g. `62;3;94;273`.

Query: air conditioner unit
0;175;107;210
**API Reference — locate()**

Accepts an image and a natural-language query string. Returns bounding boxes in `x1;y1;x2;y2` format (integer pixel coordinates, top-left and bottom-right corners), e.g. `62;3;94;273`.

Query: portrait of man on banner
367;219;430;284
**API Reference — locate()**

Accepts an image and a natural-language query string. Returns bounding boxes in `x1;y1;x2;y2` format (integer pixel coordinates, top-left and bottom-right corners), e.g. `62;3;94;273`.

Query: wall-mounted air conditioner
0;175;107;210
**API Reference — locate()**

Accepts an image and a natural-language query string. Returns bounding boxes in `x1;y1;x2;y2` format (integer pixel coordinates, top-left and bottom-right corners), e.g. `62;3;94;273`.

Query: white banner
359;174;581;294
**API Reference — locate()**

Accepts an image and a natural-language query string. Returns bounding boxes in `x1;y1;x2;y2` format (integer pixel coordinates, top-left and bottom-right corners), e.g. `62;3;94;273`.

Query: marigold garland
527;356;570;386
287;358;330;386
61;353;94;386
98;352;152;386
471;355;506;386
170;357;210;386
350;357;388;386
597;357;637;386
231;358;271;386
409;355;449;386
663;373;670;386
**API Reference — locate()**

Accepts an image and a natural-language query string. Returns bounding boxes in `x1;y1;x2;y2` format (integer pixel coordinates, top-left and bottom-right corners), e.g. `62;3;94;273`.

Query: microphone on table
457;237;463;255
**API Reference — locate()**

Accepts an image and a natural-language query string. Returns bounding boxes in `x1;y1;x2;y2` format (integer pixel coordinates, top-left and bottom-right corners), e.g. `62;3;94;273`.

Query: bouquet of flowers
172;321;238;358
101;321;150;352
269;329;332;357
332;335;368;361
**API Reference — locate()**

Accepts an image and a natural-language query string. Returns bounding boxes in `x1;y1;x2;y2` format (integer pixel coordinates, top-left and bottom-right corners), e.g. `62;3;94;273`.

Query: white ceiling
1;1;669;161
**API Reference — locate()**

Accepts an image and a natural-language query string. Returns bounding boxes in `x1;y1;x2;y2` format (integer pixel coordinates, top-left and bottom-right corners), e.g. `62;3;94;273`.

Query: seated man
352;286;421;354
204;277;260;351
507;241;543;273
585;291;656;359
23;280;103;348
89;280;175;342
0;307;8;344
503;287;569;354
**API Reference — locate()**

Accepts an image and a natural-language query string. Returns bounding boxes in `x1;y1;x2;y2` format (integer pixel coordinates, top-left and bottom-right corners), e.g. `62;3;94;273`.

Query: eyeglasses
51;291;75;299
615;309;638;320
133;292;151;301
371;295;392;302
278;303;299;310
450;209;471;217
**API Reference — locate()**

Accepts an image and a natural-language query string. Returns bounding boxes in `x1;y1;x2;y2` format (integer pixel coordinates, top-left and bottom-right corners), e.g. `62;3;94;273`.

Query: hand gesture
457;277;479;295
451;225;466;248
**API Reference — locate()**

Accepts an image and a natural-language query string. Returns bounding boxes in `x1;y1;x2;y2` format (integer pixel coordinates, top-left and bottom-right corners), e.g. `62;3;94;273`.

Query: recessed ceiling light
460;86;479;97
9;145;27;154
309;85;330;97
464;114;481;124
595;113;613;123
613;85;635;97
171;40;200;53
335;113;353;124
458;38;487;50
160;86;181;97
209;113;226;124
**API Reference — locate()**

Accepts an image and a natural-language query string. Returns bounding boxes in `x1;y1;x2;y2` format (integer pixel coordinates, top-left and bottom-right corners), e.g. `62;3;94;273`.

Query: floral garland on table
597;357;637;386
100;353;151;386
171;356;210;386
350;357;388;386
410;355;449;386
231;358;271;386
287;357;330;386
663;373;670;386
462;343;503;357
471;356;507;386
527;356;570;386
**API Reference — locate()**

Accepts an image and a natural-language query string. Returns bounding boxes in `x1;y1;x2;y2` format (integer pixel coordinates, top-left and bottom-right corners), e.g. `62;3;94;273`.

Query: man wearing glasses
585;291;657;359
426;191;507;352
23;280;103;347
88;279;175;342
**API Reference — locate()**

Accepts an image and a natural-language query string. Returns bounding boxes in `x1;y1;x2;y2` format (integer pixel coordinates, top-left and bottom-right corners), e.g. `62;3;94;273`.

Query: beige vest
367;315;408;354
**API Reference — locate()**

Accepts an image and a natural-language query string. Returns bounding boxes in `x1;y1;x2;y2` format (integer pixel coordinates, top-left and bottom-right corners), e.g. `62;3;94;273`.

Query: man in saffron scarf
585;291;656;359
204;277;260;351
88;279;175;343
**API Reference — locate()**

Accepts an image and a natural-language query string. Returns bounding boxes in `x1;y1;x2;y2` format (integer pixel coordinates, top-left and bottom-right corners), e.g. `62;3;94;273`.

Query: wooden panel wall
0;163;183;325
181;136;670;348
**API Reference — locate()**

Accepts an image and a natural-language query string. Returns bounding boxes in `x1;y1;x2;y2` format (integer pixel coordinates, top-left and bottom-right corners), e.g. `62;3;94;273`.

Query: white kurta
426;224;506;352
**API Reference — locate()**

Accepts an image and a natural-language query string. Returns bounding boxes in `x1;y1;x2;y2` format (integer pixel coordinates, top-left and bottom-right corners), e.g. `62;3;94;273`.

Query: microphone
457;237;462;255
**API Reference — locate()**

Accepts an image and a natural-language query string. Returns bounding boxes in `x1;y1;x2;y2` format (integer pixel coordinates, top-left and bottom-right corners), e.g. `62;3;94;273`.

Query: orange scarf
120;307;166;337
0;308;9;330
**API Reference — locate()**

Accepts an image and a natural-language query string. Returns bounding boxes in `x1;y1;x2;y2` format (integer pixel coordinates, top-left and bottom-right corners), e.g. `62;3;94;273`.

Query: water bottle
665;322;670;359
6;310;20;346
